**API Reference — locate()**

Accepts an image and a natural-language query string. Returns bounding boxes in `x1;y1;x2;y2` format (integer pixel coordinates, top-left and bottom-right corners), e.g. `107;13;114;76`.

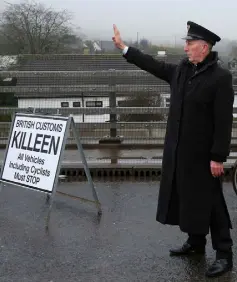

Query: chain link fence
0;53;236;148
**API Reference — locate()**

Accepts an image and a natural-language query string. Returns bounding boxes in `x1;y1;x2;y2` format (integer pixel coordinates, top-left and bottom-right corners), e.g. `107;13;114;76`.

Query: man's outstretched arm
112;24;177;84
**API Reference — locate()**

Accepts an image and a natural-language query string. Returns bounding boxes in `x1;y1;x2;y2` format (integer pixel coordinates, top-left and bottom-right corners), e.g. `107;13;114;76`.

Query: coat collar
178;51;219;79
181;51;219;68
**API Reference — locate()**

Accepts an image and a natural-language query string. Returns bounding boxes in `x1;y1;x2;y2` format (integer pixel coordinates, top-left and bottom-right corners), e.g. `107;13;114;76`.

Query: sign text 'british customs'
1;114;68;193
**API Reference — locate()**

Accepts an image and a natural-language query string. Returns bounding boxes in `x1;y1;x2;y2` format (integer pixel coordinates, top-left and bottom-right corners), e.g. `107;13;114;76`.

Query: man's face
184;40;208;63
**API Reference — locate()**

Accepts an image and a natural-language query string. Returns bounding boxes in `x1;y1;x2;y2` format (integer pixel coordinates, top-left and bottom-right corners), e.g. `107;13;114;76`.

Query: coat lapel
175;59;190;100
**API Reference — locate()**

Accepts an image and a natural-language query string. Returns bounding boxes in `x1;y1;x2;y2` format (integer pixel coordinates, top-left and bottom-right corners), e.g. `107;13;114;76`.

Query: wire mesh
0;53;237;169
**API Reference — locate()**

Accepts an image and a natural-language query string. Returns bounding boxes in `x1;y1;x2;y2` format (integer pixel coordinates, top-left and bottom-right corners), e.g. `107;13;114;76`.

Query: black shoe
169;242;205;256
205;257;233;278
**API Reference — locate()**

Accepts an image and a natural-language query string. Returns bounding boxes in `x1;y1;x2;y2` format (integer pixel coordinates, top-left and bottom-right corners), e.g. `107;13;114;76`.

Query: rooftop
0;53;235;99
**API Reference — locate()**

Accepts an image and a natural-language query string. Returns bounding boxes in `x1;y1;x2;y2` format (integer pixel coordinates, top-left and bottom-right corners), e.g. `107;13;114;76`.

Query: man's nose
184;44;188;52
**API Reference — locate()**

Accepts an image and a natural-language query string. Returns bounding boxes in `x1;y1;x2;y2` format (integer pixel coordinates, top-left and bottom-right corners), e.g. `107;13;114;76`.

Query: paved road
0;149;164;160
0;149;236;167
0;181;237;281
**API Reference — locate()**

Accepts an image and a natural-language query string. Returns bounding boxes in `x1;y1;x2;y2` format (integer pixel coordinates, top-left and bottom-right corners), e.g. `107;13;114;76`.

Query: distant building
157;50;167;57
13;54;156;122
1;53;237;121
99;41;116;53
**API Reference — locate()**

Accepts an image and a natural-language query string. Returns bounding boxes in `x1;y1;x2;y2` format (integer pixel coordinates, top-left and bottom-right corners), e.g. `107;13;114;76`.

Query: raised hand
112;24;126;50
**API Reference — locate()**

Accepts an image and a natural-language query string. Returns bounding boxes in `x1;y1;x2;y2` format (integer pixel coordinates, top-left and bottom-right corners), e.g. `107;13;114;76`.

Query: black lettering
11;131;61;155
26;133;33;151
11;131;21;148
14;171;26;181
17;153;24;160
48;136;60;155
35;122;63;132
41;135;51;154
15;120;35;129
21;132;27;150
16;120;22;128
19;131;23;147
33;134;43;152
58;124;63;132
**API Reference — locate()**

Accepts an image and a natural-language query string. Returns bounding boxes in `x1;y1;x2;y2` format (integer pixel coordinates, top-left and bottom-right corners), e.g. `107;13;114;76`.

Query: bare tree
0;0;74;54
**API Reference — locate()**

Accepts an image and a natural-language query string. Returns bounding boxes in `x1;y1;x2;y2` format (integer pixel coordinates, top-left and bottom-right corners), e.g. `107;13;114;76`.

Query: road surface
0;181;237;281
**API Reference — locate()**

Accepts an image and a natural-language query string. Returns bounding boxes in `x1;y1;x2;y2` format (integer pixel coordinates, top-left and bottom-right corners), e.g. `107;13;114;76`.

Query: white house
4;53;236;122
17;96;126;123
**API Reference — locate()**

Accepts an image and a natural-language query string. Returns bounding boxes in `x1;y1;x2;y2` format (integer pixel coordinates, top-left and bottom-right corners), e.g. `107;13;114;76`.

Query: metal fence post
99;69;122;144
109;71;117;138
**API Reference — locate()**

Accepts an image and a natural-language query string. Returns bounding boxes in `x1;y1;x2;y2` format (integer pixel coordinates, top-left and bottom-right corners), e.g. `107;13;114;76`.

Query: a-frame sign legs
71;117;102;215
45;115;102;230
44;114;71;230
0;111;102;231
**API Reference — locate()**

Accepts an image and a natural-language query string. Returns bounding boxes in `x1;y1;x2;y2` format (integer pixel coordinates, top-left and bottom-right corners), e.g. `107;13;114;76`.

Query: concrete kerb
0;156;235;182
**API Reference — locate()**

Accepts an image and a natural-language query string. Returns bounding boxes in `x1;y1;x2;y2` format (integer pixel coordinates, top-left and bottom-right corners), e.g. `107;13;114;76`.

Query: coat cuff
122;46;134;59
210;153;226;163
122;46;129;55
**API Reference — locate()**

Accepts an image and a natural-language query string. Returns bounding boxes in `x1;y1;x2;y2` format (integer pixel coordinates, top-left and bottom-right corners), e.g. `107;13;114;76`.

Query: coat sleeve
123;47;177;84
210;71;234;162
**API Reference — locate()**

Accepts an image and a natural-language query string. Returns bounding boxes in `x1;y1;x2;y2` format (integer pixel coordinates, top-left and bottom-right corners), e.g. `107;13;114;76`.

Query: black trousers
187;182;233;257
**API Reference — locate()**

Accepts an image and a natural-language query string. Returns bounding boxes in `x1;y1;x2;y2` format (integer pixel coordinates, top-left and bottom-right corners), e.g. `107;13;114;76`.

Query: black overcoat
123;47;234;234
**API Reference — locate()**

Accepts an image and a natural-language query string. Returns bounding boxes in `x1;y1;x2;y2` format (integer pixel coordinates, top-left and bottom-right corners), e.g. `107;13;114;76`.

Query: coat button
188;81;191;84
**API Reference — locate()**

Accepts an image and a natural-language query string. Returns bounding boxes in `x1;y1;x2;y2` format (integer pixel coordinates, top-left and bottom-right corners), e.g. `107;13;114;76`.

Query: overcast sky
1;0;237;44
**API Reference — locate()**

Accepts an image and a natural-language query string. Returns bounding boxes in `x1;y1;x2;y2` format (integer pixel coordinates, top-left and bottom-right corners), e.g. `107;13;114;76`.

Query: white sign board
1;114;68;193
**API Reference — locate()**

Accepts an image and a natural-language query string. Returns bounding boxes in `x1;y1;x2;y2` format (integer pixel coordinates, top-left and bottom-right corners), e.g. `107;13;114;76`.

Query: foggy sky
1;0;237;44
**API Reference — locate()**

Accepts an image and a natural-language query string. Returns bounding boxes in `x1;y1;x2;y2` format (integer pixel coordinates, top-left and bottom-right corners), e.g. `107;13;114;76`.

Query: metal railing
0;107;236;148
1;59;237;148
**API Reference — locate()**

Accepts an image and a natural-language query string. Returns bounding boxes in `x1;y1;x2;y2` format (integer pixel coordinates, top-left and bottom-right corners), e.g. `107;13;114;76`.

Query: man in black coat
112;21;234;278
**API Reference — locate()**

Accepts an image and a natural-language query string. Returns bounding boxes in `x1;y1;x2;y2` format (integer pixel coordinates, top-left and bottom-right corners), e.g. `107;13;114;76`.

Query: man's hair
207;43;213;51
199;40;213;52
